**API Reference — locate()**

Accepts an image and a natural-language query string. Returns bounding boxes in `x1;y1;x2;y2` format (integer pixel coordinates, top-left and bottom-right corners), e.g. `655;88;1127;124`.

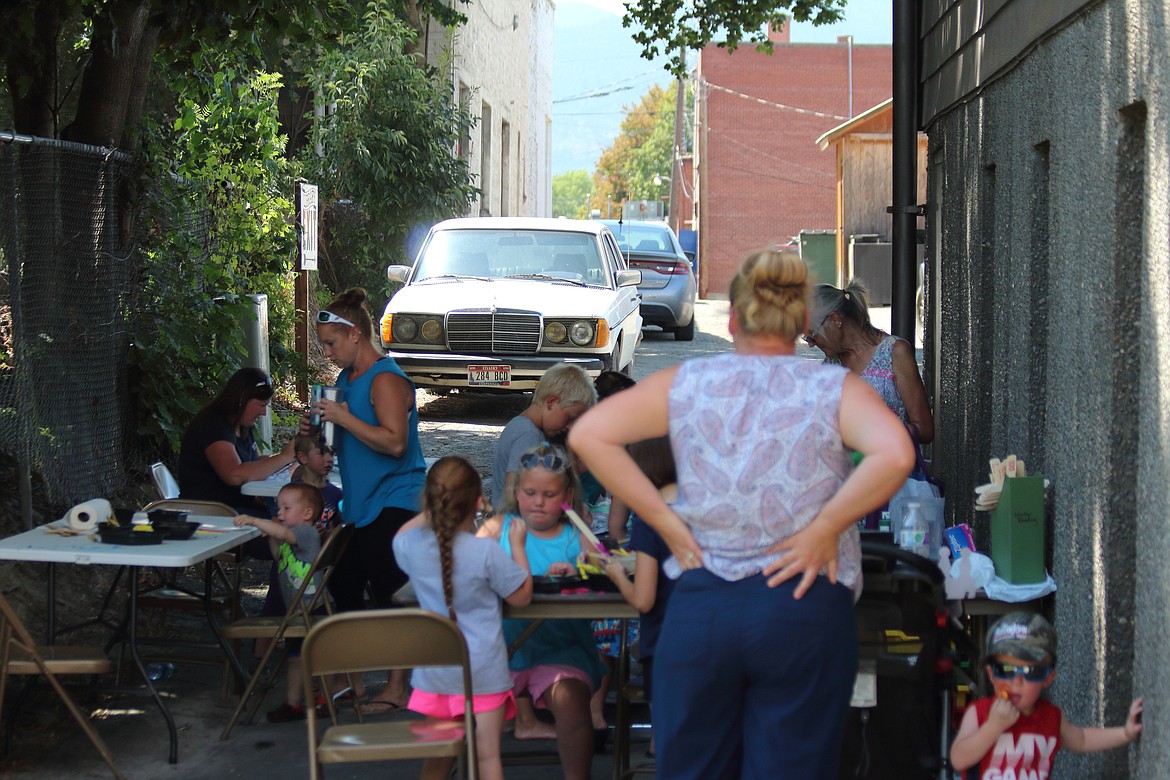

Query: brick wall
697;40;892;296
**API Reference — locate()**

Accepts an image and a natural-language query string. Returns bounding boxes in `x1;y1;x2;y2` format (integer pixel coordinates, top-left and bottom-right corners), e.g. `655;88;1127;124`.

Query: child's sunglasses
989;661;1052;682
519;451;568;473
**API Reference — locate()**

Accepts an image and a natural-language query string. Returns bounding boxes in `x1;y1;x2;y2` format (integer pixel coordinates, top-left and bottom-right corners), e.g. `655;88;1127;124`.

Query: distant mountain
553;4;673;175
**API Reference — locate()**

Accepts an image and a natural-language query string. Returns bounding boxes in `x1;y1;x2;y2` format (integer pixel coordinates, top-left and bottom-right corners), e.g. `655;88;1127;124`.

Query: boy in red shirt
950;612;1142;779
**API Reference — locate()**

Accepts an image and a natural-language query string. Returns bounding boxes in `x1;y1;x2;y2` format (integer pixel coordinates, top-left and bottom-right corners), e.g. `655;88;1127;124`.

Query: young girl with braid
392;456;534;780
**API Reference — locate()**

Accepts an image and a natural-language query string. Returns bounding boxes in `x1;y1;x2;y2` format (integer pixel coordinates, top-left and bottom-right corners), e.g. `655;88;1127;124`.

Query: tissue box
990;474;1046;584
944;524;975;559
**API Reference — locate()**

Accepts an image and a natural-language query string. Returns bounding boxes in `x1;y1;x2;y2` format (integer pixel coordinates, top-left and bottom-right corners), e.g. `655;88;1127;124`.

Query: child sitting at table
477;442;605;780
234;482;328;723
950;611;1143;778
603;435;678;759
393;456;533;780
290;433;343;538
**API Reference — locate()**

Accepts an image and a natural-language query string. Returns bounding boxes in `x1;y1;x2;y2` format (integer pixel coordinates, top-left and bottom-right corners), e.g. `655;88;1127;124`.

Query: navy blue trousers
653;570;858;780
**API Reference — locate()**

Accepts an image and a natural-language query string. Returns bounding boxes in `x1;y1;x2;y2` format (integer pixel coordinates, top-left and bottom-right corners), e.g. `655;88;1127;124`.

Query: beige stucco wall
424;0;553;218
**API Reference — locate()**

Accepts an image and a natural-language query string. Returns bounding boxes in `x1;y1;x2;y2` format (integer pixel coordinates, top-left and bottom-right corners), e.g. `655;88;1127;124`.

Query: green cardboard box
990;474;1047;584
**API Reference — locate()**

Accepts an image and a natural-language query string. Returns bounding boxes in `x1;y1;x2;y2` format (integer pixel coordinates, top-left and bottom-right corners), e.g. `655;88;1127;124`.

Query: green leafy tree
130;53;300;452
300;3;478;301
622;0;848;76
592;84;671;215
553;170;594;218
0;0;467;147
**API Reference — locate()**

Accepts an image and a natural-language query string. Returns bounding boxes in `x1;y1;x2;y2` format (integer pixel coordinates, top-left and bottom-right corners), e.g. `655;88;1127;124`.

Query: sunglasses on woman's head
988;661;1052;682
317;311;356;328
520;452;568;473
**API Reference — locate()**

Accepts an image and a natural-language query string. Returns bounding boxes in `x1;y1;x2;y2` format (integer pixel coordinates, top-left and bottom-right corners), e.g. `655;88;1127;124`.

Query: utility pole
670;46;686;233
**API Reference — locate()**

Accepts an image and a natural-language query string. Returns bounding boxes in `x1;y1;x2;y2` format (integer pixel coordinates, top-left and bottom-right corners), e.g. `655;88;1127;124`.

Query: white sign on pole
299;183;318;270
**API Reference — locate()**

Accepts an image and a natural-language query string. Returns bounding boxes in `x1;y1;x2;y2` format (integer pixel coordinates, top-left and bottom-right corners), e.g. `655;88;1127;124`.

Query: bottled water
898;501;930;558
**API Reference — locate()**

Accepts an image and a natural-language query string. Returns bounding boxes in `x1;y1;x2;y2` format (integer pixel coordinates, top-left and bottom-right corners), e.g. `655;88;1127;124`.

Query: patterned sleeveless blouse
665;353;861;589
858;335;906;421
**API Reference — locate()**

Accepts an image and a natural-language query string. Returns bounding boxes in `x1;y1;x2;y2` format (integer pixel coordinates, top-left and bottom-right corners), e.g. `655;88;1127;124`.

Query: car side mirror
386;265;411;284
615;269;641;287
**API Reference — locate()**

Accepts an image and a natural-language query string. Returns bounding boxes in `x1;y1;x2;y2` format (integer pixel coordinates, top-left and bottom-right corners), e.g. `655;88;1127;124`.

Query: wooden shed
816;99;927;286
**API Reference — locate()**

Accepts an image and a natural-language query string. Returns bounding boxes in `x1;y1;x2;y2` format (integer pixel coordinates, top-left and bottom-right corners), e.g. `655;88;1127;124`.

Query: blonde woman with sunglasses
307;287;427;712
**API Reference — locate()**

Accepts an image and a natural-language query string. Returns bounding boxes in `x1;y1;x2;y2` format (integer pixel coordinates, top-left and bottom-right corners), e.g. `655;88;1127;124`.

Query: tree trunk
4;4;65;138
62;0;157;148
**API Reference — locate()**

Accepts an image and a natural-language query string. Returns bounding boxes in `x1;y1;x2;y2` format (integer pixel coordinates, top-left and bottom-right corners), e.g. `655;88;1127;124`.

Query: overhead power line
705;82;848;121
553;69;665;104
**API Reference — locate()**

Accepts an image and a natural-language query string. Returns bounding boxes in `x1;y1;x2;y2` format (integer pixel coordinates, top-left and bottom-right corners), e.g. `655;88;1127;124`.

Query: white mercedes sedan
379;217;643;392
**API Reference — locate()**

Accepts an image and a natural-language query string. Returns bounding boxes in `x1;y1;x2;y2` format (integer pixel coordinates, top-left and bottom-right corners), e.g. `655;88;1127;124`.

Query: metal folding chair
219;523;353;739
301;609;478;780
0;590;123;779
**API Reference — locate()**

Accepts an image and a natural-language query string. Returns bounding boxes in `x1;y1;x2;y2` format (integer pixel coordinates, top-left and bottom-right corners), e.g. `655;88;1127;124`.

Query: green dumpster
799;229;837;286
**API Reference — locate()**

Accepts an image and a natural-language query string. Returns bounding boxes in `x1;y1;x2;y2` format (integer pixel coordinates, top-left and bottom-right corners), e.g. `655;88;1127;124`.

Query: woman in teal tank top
307;287;426;711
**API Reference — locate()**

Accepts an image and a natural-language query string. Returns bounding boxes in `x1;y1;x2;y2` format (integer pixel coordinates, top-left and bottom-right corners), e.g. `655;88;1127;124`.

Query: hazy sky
557;0;893;45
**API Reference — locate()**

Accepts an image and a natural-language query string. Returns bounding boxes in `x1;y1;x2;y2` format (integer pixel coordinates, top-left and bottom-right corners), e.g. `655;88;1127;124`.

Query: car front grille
446;310;541;354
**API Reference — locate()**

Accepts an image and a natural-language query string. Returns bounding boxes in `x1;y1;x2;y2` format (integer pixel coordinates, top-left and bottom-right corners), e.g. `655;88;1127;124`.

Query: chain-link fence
0;133;185;511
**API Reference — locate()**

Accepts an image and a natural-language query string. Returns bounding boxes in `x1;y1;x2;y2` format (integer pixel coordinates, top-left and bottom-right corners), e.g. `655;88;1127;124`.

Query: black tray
533;575;584;593
98;530;164;545
583;574;620;593
152;521;199;540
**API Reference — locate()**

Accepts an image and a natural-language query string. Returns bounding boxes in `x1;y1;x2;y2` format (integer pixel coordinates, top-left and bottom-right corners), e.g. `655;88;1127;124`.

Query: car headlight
420;318;443;343
569;320;595;346
392;316;419;343
544;321;568;344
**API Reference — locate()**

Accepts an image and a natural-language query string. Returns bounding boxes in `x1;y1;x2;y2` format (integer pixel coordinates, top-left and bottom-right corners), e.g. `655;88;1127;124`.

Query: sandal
360;699;404;715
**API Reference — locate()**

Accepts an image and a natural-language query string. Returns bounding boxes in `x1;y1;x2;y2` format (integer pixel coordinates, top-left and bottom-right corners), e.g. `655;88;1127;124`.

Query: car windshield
413;229;609;286
602;222;680;255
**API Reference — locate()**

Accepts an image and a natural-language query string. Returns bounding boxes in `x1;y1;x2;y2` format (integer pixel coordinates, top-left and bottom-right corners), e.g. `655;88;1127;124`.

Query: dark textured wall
924;1;1168;776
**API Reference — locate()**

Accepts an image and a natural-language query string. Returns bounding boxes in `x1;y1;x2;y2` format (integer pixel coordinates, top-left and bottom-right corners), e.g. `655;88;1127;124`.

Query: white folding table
0;515;259;764
240;464;343;498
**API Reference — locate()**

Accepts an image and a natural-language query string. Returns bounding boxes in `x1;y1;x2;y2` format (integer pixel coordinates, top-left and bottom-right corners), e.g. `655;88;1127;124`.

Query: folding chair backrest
143;498;236;517
302;610;476;780
303;608;469;680
286;523;353;624
150;462;181;500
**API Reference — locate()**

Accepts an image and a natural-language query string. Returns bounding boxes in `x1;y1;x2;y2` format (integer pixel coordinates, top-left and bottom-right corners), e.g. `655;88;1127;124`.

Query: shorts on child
408;689;517;720
511;664;593;708
592;618;639;658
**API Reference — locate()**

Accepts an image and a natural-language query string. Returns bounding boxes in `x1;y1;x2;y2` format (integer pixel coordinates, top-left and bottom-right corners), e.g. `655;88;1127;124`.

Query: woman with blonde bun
570;247;914;779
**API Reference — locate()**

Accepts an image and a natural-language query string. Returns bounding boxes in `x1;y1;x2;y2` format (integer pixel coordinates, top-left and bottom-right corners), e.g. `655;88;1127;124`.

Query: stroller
839;539;977;780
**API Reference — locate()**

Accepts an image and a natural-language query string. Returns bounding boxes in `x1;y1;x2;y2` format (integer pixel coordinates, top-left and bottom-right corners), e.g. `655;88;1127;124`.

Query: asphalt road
415;299;736;504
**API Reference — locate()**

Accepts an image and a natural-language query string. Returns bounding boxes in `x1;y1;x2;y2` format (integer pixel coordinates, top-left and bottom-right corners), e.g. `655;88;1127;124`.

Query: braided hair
422;456;483;621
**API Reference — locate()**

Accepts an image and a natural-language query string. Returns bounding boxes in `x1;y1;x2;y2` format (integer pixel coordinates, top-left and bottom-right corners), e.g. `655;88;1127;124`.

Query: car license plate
468;365;510;387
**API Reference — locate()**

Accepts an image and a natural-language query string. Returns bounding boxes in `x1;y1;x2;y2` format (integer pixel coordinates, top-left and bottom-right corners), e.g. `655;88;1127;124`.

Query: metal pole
671;47;686;232
890;0;919;341
846;35;854;118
